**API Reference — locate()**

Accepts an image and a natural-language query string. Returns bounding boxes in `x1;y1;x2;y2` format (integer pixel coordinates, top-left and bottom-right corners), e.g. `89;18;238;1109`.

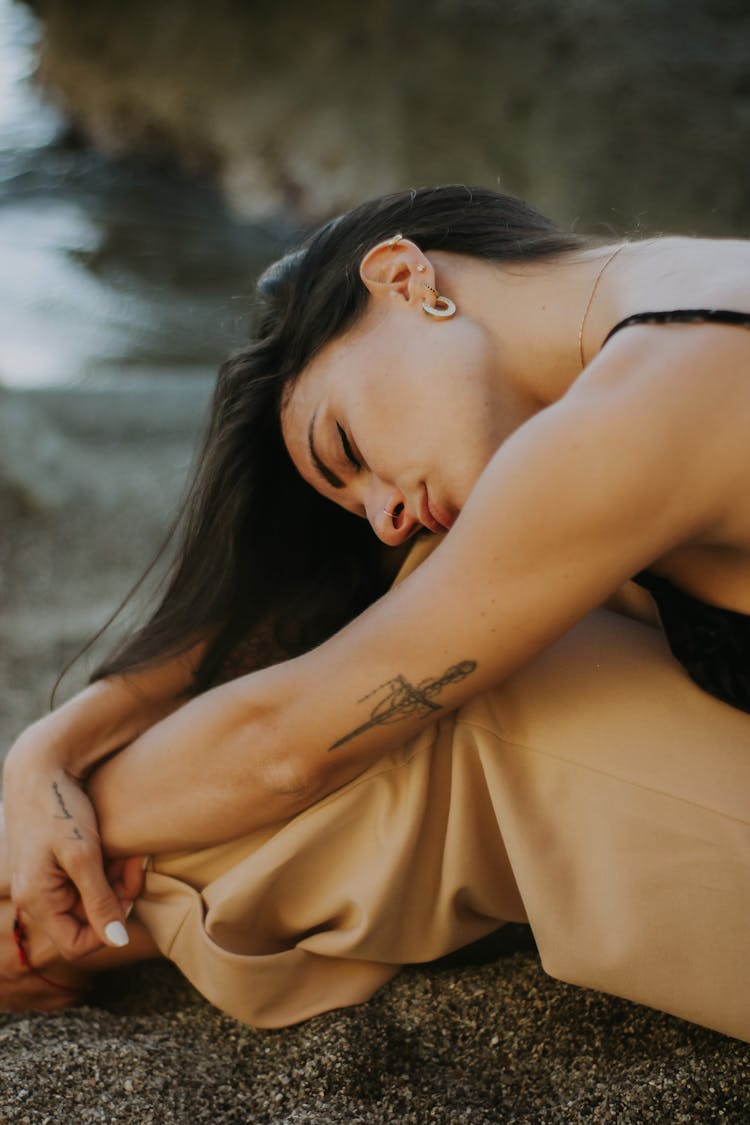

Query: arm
91;326;743;856
6;644;203;777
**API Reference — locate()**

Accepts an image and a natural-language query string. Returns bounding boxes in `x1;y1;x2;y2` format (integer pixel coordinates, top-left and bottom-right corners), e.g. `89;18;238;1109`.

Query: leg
134;610;750;1038
463;609;750;1042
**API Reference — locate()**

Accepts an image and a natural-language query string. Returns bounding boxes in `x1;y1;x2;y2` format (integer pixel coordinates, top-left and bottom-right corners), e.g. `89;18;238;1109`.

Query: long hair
92;185;590;692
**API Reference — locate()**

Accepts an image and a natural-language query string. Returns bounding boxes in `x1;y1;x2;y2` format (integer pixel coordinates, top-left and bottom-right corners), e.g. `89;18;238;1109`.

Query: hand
3;727;144;959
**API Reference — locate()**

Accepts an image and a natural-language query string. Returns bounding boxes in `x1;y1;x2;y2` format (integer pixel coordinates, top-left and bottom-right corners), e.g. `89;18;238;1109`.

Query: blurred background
1;0;748;391
0;0;748;728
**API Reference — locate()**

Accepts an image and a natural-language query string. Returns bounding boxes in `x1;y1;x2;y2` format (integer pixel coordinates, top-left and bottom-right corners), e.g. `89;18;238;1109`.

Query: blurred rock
0;381;211;514
0;385;80;512
23;0;750;234
0;380;211;734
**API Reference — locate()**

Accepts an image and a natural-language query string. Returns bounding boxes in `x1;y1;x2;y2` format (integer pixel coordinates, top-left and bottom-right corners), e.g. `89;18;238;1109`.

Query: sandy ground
0;384;748;1123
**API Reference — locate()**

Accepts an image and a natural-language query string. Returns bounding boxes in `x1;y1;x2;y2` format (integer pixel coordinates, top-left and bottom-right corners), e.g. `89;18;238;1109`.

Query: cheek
348;360;409;445
348;320;484;476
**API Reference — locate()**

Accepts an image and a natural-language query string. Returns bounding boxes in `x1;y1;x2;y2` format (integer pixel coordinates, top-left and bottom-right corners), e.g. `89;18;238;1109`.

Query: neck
430;244;626;413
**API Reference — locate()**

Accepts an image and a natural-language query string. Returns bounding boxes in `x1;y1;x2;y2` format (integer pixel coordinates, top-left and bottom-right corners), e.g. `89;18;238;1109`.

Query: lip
419;486;455;533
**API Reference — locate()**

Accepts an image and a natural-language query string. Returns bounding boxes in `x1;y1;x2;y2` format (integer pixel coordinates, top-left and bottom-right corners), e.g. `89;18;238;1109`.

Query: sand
1;383;748;1123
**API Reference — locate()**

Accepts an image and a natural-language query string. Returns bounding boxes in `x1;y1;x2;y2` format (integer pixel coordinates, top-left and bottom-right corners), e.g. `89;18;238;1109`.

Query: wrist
3;722;68;798
5;678;166;786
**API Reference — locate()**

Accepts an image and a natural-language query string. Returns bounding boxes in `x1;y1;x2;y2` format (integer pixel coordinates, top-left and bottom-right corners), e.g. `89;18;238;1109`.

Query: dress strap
603;308;750;347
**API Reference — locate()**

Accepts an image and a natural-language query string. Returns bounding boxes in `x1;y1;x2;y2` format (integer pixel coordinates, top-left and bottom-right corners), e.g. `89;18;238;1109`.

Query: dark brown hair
92;185;588;692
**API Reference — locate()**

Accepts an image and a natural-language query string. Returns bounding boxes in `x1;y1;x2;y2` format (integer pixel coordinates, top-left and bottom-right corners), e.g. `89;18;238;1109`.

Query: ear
359;237;435;310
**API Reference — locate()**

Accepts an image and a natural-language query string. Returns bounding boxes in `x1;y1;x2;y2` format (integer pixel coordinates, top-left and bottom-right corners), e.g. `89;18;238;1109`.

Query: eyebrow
308;410;345;490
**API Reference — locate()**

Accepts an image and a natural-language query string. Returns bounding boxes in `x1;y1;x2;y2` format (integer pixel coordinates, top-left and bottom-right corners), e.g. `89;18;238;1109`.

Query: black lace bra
603;308;750;714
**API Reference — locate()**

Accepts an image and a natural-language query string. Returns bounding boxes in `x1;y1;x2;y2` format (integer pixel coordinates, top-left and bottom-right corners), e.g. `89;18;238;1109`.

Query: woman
3;186;749;1036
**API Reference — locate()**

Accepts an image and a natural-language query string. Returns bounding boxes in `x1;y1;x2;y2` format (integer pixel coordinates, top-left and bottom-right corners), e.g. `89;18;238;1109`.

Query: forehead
281;322;368;431
281;334;338;424
280;366;320;485
280;305;397;474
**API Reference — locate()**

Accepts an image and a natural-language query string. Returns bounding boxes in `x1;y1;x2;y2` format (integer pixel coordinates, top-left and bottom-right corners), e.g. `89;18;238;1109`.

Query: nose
366;491;419;545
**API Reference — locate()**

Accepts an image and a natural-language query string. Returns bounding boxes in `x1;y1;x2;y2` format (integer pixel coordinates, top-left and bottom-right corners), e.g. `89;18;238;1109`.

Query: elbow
256;746;328;809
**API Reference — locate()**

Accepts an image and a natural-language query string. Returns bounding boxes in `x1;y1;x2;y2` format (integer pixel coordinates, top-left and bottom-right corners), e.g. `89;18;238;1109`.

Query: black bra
603;307;750;347
603;308;750;714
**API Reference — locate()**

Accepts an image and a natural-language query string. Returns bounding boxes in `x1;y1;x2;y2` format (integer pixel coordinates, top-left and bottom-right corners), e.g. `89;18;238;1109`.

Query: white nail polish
105;920;130;947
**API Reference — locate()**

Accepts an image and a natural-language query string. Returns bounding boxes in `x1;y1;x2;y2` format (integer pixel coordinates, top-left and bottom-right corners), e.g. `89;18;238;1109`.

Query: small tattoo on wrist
51;780;84;841
51;780;73;820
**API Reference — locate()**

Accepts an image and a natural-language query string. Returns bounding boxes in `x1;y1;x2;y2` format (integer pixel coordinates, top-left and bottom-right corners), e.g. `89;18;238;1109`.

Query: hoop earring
421;282;457;319
422;295;456;319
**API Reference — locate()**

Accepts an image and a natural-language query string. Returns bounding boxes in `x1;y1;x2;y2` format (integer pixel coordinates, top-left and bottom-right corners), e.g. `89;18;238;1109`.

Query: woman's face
281;251;505;545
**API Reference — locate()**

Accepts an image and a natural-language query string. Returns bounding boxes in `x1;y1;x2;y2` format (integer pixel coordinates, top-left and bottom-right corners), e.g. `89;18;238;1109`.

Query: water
0;0;290;388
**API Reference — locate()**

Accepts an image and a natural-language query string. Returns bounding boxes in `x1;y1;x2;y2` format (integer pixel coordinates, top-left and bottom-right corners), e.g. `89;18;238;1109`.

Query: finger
11;868;73;958
108;855;146;904
11;854;121;960
101;859;135;920
12;902;102;970
32;908;106;961
64;852;130;951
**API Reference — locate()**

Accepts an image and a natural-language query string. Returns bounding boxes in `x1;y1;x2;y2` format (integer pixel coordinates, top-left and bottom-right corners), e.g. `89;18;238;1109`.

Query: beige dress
134;538;750;1040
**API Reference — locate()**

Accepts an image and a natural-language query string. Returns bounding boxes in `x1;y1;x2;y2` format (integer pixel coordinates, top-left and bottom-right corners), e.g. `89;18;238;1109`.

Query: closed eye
336;422;361;471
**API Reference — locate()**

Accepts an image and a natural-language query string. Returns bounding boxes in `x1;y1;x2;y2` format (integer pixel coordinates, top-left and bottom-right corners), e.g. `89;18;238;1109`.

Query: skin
0;806;159;1010
3;231;750;1009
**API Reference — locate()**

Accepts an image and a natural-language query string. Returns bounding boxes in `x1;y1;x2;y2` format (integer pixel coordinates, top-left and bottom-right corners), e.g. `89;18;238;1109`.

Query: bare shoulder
583;310;750;403
450;318;750;600
608;235;750;312
578;313;750;430
560;320;750;537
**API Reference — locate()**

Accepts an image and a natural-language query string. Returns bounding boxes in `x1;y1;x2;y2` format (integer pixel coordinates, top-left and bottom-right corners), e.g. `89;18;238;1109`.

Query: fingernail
123;900;135;920
105;921;130;947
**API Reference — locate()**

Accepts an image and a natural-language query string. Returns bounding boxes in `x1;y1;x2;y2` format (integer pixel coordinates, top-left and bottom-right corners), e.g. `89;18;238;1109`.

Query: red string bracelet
12;909;86;996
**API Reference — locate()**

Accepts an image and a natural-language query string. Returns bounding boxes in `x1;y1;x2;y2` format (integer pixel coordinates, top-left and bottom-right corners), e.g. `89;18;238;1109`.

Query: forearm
87;599;481;858
89;655;344;855
4;645;203;788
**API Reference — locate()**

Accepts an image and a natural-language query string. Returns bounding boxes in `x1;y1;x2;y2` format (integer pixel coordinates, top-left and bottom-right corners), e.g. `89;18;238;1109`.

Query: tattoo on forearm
51;780;84;842
327;660;477;752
